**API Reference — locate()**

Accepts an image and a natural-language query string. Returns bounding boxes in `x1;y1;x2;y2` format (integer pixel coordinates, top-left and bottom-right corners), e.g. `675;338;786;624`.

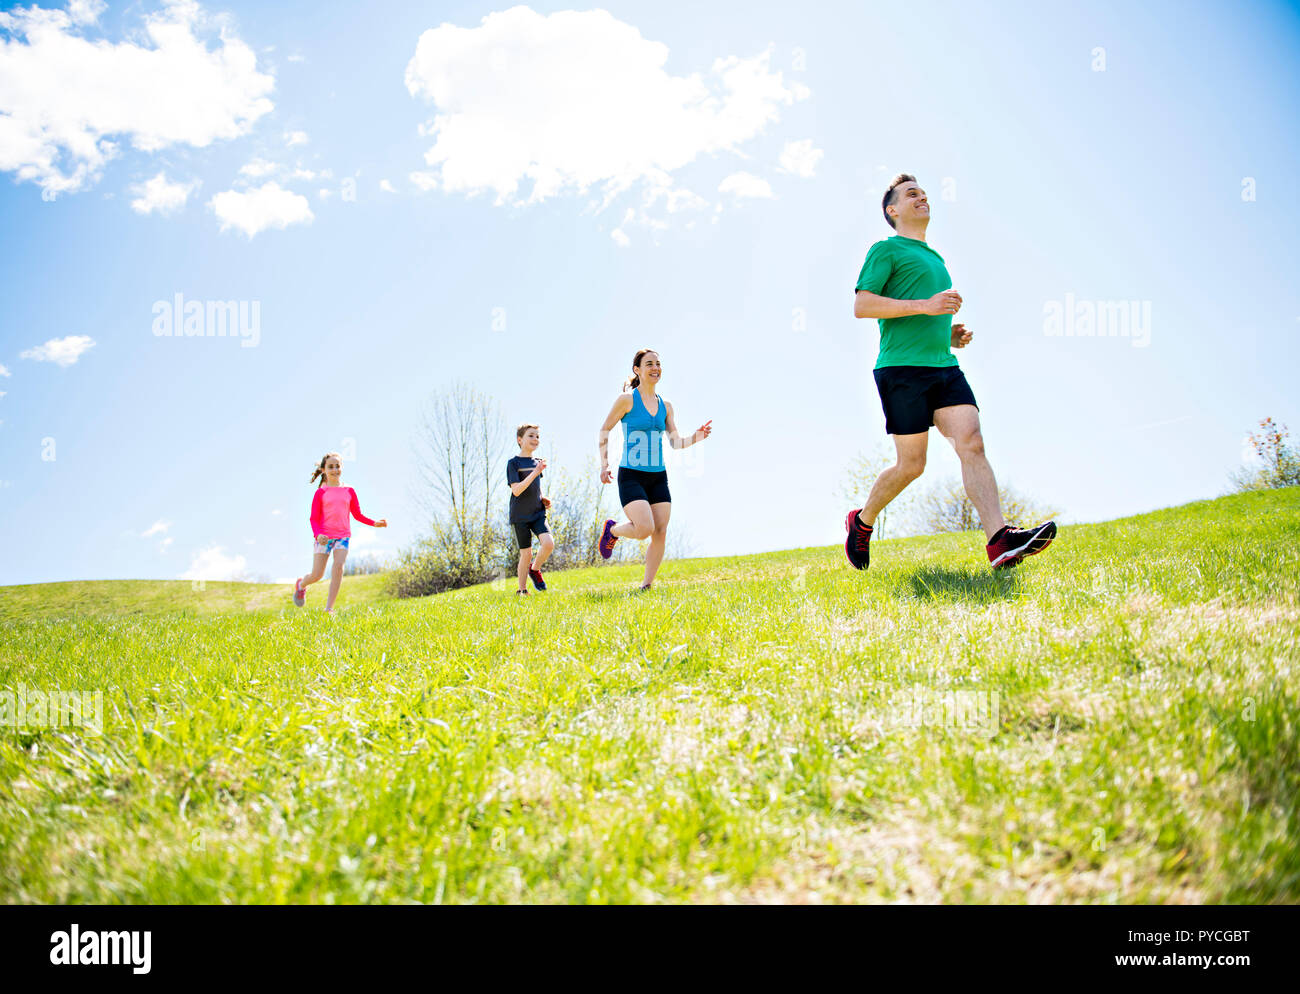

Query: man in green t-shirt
843;173;1057;571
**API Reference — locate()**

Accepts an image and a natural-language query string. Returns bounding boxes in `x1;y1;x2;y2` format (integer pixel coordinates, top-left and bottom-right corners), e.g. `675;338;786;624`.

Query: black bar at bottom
0;904;1291;984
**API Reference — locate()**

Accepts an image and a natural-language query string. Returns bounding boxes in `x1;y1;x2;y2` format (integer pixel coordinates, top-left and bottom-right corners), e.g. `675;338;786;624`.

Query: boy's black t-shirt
506;456;544;522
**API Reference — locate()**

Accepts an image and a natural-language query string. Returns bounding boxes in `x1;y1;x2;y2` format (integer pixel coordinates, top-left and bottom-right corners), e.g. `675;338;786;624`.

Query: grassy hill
0;572;390;623
2;488;1297;903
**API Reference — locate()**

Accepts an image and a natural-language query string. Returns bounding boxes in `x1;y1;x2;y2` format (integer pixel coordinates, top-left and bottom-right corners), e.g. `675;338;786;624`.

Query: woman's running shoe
599;518;619;560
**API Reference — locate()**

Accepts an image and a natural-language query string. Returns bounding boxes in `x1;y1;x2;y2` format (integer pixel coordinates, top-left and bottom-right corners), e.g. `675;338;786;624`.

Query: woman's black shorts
617;467;671;506
872;364;979;435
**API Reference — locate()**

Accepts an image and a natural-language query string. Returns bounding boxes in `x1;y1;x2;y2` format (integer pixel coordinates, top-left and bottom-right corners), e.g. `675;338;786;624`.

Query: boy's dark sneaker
529;567;546;591
844;510;873;570
599;518;618;560
986;521;1057;570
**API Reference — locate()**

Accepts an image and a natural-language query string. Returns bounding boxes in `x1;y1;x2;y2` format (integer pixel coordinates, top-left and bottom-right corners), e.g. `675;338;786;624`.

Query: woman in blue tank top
597;347;713;589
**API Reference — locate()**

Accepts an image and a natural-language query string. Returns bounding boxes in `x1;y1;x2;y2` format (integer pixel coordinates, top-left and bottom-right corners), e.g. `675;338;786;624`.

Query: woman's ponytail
624;347;655;391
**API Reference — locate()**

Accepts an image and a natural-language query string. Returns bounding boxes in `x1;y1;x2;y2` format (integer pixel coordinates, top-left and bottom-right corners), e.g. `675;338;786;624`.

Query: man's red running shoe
844;510;873;570
986;521;1057;570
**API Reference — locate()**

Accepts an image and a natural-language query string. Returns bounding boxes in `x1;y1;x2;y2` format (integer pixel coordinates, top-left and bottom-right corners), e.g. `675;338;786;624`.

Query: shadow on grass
904;566;1021;602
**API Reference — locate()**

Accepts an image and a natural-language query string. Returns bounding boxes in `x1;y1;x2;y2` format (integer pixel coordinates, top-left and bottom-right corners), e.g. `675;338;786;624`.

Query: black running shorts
512;512;550;549
873;364;979;435
617;467;672;507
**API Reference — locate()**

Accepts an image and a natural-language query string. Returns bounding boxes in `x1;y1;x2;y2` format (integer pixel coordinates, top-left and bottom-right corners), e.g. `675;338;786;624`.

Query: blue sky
1;0;1297;585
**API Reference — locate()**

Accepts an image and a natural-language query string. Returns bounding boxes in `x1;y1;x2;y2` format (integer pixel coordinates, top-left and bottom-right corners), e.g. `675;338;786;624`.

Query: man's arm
855;289;963;320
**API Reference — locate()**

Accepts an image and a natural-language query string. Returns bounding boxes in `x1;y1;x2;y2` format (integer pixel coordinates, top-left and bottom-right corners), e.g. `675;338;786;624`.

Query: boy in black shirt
506;423;554;593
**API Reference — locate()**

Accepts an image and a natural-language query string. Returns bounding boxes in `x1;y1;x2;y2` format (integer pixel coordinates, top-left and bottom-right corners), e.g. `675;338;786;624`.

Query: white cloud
210;180;313;237
0;391;6;398
778;138;823;178
239;157;279;178
129;171;198;215
160;536;174;553
718;171;773;200
409;170;438;191
317;188;332;200
291;167;316;181
403;7;808;215
66;0;106;26
141;519;171;538
610;227;630;247
286;54;305;64
270;508;282;517
0;1;275;197
20;334;96;366
285;130;309;146
180;545;248;582
0;364;9;377
379;178;397;193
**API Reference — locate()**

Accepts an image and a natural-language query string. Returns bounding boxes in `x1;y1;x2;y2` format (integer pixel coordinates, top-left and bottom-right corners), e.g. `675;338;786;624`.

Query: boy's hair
516;423;539;442
882;173;917;230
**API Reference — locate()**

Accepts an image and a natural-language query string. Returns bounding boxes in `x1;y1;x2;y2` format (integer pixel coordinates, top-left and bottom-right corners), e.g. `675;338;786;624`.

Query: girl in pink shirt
293;452;387;613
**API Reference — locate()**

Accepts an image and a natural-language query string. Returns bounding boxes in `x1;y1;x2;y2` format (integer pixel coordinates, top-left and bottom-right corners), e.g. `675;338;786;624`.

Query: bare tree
917;477;1061;534
839;445;912;538
343;553;389;576
412;381;509;565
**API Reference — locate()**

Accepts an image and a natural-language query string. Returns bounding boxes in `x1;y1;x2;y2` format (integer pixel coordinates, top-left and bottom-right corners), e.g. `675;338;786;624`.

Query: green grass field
2;488;1298;904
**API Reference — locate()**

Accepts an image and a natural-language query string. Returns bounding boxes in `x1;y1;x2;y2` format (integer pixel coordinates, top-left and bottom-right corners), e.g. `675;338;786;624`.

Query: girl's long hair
310;452;342;487
623;347;657;391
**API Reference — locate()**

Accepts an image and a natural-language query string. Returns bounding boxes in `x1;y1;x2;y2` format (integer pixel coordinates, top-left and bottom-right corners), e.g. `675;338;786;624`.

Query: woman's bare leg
643;502;672;587
612;501;654;540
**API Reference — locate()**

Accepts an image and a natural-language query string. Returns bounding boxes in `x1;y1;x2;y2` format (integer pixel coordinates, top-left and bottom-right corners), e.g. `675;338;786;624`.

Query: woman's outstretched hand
695;420;713;442
600;466;614;484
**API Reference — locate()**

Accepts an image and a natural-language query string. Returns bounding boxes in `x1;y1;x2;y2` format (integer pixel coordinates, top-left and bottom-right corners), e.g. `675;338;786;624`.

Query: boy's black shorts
513;512;550;549
873;364;979;435
617;467;672;507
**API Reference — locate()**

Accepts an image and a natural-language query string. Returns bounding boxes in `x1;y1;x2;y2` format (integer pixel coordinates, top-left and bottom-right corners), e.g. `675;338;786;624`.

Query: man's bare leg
859;431;929;527
934;405;1006;540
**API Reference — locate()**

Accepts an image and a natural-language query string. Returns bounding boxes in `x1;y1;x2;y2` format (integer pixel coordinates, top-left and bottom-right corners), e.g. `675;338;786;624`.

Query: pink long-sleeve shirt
309;486;376;539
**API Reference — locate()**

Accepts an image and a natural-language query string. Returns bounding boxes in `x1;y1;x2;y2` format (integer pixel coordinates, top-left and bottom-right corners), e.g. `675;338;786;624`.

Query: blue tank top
620;389;667;472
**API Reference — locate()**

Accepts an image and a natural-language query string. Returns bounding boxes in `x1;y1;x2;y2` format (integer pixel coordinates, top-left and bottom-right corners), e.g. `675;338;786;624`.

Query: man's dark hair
882;173;917;230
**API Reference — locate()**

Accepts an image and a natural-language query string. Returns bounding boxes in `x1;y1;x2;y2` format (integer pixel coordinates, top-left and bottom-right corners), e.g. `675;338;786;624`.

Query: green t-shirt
854;235;958;369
